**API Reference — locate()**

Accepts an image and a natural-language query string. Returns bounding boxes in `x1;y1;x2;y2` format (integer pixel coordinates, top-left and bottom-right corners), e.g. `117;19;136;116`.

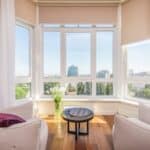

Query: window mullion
91;31;96;96
61;29;66;86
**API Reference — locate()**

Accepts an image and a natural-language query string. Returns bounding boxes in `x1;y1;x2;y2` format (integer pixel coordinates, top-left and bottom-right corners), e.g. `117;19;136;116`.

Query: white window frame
124;40;150;102
15;21;33;100
41;24;117;99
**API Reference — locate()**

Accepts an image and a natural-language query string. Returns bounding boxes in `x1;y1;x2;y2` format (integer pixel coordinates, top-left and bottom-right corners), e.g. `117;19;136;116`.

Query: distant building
97;70;110;79
129;69;134;76
67;65;78;76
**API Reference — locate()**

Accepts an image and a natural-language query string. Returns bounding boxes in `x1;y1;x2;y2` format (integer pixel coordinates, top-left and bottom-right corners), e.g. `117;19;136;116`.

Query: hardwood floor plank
43;115;114;150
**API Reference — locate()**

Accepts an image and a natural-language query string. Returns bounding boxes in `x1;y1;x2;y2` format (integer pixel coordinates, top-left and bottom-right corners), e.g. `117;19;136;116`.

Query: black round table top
62;107;94;122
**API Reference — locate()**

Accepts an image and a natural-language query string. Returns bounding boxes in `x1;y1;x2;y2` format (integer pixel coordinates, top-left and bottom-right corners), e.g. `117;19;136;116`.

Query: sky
15;25;30;76
128;42;150;73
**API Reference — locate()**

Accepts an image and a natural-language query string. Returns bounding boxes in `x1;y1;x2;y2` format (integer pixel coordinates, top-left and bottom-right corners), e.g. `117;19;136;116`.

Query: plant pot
55;102;61;111
54;101;63;119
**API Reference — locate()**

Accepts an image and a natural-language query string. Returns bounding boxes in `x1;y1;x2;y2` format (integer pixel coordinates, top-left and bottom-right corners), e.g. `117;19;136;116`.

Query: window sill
120;99;139;107
34;97;120;103
122;97;150;106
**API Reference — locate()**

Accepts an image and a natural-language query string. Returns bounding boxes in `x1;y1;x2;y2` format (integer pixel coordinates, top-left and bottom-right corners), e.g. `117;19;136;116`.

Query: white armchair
113;103;150;150
0;101;48;150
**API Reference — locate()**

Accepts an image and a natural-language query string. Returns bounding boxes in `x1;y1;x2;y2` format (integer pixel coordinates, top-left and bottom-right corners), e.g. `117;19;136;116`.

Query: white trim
0;0;16;108
16;17;35;27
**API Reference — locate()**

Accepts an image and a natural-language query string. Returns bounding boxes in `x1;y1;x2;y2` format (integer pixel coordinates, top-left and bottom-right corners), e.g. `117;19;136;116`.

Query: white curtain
0;0;15;109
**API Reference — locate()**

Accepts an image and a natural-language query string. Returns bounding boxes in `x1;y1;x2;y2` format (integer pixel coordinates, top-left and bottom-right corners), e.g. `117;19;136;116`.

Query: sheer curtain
0;0;15;109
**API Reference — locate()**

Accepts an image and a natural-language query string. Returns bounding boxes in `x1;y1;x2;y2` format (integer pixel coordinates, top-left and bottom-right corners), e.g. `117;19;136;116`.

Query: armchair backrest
0;101;33;120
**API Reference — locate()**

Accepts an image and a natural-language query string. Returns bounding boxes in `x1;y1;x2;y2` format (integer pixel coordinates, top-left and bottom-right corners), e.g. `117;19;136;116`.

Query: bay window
15;23;32;100
42;24;115;98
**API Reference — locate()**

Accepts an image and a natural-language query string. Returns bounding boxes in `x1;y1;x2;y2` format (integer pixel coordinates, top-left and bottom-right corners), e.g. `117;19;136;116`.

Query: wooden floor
43;115;114;150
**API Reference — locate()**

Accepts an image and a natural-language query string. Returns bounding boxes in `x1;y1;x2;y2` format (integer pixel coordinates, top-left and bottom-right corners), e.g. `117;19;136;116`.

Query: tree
44;82;60;95
77;82;85;95
16;84;29;100
106;83;113;95
96;83;105;95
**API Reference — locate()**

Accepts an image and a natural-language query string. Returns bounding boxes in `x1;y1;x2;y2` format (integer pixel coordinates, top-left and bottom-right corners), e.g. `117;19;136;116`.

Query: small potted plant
50;86;65;112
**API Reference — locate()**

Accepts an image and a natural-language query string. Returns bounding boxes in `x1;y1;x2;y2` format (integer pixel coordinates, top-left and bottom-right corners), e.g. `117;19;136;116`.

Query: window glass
128;83;150;100
96;82;113;95
16;83;31;100
96;32;113;79
15;25;30;76
66;33;91;77
44;32;61;77
128;42;150;78
44;82;60;95
65;82;92;96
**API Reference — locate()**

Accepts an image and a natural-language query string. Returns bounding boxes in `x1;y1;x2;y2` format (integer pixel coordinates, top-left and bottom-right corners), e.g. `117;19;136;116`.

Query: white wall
35;100;138;117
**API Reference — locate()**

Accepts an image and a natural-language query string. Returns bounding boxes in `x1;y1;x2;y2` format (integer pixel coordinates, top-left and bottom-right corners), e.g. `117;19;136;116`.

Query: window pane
66;33;91;76
96;82;113;95
44;32;60;77
65;82;92;95
128;83;150;100
15;25;30;76
128;42;150;77
96;32;113;79
16;83;31;100
44;82;60;95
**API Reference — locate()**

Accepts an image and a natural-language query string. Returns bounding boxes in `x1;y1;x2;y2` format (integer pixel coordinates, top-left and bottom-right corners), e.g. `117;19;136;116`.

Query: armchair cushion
0;113;25;127
139;103;150;124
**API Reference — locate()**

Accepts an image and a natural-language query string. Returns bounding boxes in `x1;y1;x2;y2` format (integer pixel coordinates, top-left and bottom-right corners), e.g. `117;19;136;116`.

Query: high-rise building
67;65;78;76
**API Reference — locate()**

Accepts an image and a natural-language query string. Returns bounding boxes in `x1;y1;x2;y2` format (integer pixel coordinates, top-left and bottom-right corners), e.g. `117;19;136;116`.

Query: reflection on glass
96;83;113;95
15;25;30;76
128;83;150;100
66;33;91;76
44;32;61;77
96;32;113;79
16;83;31;100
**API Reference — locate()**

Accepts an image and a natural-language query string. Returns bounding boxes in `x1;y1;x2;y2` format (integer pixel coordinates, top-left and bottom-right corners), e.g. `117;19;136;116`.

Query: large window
15;23;32;100
127;41;150;100
42;24;114;98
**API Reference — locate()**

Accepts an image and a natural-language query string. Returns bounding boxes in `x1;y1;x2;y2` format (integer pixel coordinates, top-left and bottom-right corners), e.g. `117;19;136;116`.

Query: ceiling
34;0;129;6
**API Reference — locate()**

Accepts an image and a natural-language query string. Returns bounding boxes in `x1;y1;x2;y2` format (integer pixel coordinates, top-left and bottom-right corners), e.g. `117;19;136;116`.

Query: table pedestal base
67;121;89;140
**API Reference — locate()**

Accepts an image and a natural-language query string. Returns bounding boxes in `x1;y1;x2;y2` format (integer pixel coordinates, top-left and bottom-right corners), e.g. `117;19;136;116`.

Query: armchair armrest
113;115;150;150
0;119;41;150
0;101;33;120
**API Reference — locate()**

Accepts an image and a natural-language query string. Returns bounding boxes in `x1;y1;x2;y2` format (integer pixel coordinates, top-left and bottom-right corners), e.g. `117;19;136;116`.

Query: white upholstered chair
0;101;48;150
113;103;150;150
